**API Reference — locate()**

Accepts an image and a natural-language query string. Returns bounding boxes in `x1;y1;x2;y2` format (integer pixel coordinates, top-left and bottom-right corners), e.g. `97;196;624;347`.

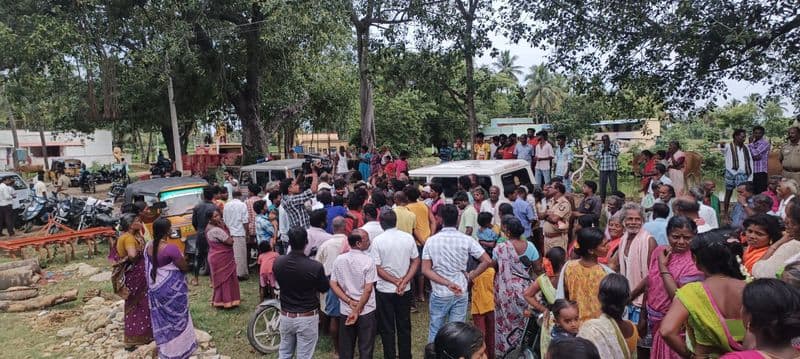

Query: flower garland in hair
736;255;754;283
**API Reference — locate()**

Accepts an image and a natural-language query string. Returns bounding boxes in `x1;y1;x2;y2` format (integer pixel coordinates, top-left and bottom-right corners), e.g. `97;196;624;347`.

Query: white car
0;172;30;210
408;160;535;202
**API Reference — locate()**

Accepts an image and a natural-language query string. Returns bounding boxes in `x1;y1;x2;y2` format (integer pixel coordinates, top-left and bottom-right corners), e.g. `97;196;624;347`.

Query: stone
112;349;129;359
85;296;105;306
61;341;70;347
114;312;124;322
57;327;78;338
77;264;100;277
132;342;156;357
195;329;212;344
86;314;111;332
204;348;217;355
89;271;112;282
220;356;231;359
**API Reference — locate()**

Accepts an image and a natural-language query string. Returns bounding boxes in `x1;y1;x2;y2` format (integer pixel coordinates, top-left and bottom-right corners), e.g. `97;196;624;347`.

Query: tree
503;0;800;107
525;64;568;122
493;50;523;82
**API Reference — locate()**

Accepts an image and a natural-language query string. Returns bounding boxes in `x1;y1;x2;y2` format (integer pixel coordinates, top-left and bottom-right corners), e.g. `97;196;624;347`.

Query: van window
408;176;427;189
431;177;459;198
474;176;492;193
239;171;252;186
501;169;533;194
255;171;269;186
269;170;286;182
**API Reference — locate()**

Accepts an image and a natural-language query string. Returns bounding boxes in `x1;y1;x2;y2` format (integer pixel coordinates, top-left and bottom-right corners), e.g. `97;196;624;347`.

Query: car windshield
159;187;203;216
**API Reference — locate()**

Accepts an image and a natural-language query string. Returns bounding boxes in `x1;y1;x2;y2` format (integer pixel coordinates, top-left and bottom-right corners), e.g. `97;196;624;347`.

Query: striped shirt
422;228;485;297
595;142;620;171
331;249;377;316
748;138;770;174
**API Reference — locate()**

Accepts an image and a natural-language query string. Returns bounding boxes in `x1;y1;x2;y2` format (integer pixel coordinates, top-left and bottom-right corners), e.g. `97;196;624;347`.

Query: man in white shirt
0;176;15;237
689;186;719;230
724;128;753;216
656;163;673;186
370;210;419;359
480;185;510;226
359;204;384;242
223;190;249;279
422;204;492;343
304;209;332;257
34;171;48;198
533;131;554;189
315;216;349;354
454;191;477;238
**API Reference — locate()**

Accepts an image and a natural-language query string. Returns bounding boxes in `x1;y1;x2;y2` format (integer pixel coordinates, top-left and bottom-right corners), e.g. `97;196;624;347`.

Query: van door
500;168;534;196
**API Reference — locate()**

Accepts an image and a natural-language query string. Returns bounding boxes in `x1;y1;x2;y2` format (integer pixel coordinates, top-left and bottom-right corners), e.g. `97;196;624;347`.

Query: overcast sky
475;32;796;115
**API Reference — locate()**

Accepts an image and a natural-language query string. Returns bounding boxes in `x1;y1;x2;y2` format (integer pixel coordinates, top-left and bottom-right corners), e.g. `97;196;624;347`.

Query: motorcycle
150;158;173;178
80;173;97;194
247;284;281;354
77;197;116;230
51;196;86;233
21;196;57;233
107;177;129;203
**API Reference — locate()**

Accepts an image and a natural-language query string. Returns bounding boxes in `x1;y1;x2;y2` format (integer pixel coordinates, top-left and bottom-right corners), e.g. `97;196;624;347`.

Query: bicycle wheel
246;303;281;354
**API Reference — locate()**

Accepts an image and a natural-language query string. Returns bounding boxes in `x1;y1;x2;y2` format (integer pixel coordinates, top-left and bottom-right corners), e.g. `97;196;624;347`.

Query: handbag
111;261;130;300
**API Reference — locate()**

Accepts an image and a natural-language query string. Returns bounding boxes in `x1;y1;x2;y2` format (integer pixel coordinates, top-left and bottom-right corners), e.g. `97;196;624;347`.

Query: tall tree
525;64;568;122
493;50;523;82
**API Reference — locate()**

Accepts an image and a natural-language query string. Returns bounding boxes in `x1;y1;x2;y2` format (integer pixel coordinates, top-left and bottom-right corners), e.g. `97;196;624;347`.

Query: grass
0;243;433;359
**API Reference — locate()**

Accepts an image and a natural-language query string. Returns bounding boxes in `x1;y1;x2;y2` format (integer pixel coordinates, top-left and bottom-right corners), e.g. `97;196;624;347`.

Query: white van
0;172;30;210
238;159;306;189
408;160;535;202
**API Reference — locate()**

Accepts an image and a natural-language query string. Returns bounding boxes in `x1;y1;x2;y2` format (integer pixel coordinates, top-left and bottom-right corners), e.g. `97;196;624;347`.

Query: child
471;266;496;359
523;246;568;356
477;212;499;255
550;299;580;340
257;241;278;301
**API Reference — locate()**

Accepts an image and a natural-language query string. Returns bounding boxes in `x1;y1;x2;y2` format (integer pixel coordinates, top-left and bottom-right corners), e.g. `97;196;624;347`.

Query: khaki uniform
781;142;800;184
542;196;571;253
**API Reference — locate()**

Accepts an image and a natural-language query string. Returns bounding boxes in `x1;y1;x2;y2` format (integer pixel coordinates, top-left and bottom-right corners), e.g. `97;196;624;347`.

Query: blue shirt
477;227;499;243
515;143;533;164
643;217;668;246
255;213;274;244
730;198;753;229
512;198;538;238
438;146;453;162
325;205;348;234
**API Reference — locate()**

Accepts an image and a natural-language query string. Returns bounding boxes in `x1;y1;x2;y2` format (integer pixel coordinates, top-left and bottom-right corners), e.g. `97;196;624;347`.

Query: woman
660;228;747;357
666;141;686;196
494;217;542;357
557;227;612;323
630;216;704;359
639;150;658;194
358;146;371;182
775;178;797;220
741;214;782;273
425;322;487;359
146;218;198;359
206;209;241;308
577;273;639;359
600;213;626;268
720;279;800;359
753;197;800;278
113;213;153;348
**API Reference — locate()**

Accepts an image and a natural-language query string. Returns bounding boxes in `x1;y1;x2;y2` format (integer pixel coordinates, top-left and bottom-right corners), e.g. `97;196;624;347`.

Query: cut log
0;286;39;301
0;267;34;290
0;259;41;273
0;289;78;312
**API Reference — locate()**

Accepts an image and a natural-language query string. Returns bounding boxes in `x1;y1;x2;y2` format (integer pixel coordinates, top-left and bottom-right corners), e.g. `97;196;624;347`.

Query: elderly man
617;203;656;326
730;181;756;228
330;228;378;359
542;182;571;253
223;190;250;279
480;185;510;226
672;197;714;233
599;195;623;229
775;178;798;219
315;216;349;355
781;126;800;184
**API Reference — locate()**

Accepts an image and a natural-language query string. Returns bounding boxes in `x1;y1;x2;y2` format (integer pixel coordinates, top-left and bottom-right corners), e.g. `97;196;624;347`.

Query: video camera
301;154;333;175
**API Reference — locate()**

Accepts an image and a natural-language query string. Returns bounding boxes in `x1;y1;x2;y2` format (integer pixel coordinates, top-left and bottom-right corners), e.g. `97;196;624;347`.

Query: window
255;171;269;186
29;146;61;158
269;170;286;182
431;177;459;198
239;171;252;186
501;169;533;195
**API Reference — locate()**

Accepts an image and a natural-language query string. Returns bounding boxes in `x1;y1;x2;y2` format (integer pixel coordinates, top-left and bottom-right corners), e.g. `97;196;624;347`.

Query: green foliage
373;90;432;156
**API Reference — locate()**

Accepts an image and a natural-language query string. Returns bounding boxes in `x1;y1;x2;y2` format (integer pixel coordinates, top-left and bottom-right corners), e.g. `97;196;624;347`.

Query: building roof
295;133;342;142
241;159;305;171
409;160;530;177
591;118;648;126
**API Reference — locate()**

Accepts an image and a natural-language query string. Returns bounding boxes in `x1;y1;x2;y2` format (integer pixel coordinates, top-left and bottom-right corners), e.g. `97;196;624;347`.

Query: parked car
407;160;535;202
238;159;305;193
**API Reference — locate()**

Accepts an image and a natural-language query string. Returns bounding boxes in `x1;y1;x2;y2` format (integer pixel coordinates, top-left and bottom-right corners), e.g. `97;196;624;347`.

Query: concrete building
0;129;115;170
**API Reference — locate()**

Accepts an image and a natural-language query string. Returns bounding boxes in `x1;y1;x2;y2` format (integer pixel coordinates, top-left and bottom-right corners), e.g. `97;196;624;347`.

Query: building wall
0;129;115;170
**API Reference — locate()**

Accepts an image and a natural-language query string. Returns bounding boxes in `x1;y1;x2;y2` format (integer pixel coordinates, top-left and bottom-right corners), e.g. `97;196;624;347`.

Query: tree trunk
460;8;478;145
231;4;268;159
0;289;78;312
0;286;39;301
0;267;34;291
356;24;376;149
144;131;153;164
38;128;49;171
0;259;40;273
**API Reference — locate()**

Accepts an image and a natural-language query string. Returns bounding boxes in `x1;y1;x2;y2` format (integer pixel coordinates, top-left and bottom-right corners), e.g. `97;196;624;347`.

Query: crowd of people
107;124;800;359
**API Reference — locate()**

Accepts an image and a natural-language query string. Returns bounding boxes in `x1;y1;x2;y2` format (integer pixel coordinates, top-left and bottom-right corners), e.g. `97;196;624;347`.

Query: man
253;200;274;245
223;190;250;279
191;186;218;282
595;134;620;202
514;135;533;165
553;134;574;192
533;131;554;188
702;180;721;224
473;132;491;160
403;185;435;305
437;140;453;163
223;169;238;198
422;204;492;343
573;180;601;219
750;194;774;217
33;171;47;198
55;169;71;194
280;169;319;230
305;209;333;257
781;126;800;184
748;125;770;194
315;217;349;355
724;128;753;216
344;195;365;235
489;136;500;159
428;183;445;229
392;191;416;235
671;197;713;234
599;194;623;229
245;183;262;242
318;190;347;234
643;202;670;245
330;229;378;359
454;191;477;238
451;138;470;161
730;181;755;228
359;204;384;241
656;163;672;185
511;186;538;239
370;211;419;359
480;185;510;226
0;176;15;237
541;182;571;252
689;186;719;230
618;203;656;326
274;227;330;359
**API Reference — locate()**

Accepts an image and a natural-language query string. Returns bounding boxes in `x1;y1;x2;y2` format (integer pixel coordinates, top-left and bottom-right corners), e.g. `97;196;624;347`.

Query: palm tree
525;64;568;123
493;50;524;82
